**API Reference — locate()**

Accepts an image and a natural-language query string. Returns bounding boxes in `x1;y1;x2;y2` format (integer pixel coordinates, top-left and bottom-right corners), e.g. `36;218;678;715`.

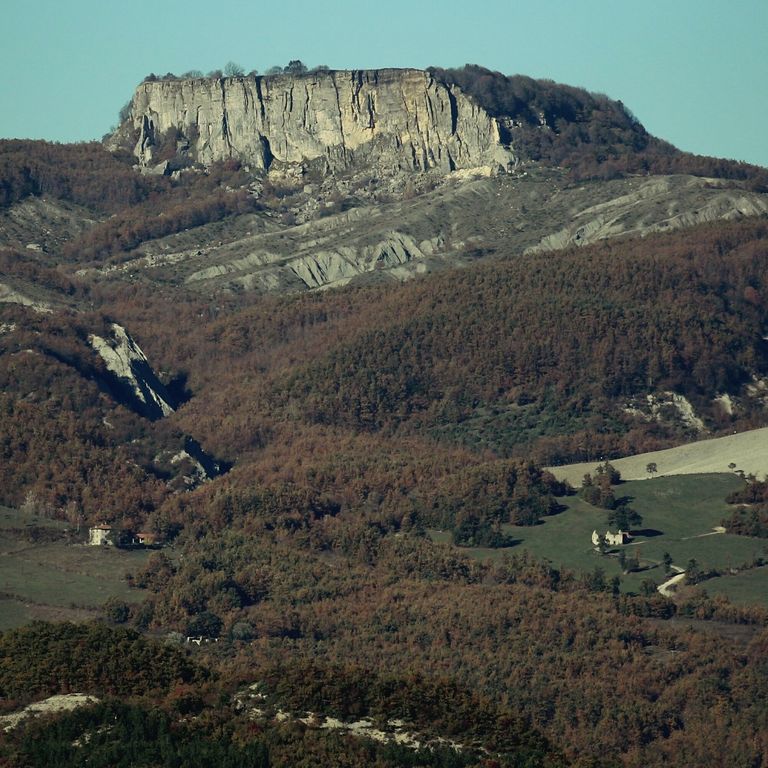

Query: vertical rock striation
89;323;175;420
127;69;515;175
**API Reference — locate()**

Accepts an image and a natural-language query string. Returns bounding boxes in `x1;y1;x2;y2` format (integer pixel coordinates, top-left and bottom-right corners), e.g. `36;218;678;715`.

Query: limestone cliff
124;69;515;175
89;323;175;420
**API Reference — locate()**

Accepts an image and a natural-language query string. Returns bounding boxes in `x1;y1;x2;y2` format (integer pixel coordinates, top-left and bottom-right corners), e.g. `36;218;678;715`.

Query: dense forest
276;222;768;444
431;65;768;188
3;218;767;525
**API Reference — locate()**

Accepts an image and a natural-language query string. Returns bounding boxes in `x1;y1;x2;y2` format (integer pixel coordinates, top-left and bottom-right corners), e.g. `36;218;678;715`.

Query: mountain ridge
109;64;768;191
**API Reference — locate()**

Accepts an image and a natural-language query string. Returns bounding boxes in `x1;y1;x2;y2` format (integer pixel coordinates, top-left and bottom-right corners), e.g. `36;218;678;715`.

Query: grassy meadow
0;506;150;631
700;566;768;606
431;473;768;604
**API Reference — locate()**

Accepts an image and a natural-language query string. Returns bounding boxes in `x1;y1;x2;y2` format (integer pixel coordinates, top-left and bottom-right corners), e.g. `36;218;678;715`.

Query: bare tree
224;61;245;77
284;60;308;75
20;490;40;517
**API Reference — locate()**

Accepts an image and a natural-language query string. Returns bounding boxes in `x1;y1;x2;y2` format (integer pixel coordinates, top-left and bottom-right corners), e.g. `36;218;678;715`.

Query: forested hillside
2;217;767;534
5;211;768;763
432;65;768;187
137;217;768;471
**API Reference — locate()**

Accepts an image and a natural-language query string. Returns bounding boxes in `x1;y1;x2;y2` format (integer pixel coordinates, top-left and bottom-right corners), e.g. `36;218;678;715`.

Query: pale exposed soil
0;694;99;731
548;426;768;486
658;567;686;597
0;198;100;251
74;172;768;296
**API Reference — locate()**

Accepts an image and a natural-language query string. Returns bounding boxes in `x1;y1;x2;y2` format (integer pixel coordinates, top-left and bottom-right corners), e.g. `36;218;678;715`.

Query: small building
88;524;113;546
592;529;632;548
133;531;161;547
605;529;631;547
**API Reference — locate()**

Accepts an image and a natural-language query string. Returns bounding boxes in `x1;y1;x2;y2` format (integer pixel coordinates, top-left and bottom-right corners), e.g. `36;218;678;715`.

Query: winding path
658;566;685;597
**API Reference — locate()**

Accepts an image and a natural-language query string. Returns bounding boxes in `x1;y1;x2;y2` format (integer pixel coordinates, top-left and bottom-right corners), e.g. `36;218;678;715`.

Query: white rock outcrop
89;323;174;418
0;694;99;732
623;391;706;434
126;69;515;175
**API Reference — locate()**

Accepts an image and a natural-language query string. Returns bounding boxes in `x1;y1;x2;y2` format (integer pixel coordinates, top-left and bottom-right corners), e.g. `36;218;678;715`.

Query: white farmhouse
604;529;631;546
591;529;631;548
88;524;113;546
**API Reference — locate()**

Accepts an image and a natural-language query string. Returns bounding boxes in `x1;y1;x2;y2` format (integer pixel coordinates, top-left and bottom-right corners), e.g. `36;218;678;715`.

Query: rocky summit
116;68;515;176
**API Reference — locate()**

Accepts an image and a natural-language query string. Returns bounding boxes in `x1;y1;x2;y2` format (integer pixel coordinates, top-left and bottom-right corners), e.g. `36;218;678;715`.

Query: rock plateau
122;69;515;176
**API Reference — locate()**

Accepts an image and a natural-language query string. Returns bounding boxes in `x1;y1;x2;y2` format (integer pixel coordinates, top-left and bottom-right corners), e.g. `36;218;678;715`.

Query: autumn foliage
2;96;768;766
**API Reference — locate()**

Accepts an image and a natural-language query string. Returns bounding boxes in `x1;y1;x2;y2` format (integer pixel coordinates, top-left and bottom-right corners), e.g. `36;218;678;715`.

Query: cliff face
89;323;175;420
127;69;515;174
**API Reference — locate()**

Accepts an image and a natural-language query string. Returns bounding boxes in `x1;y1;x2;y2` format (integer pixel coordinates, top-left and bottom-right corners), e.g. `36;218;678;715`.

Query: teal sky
2;0;767;167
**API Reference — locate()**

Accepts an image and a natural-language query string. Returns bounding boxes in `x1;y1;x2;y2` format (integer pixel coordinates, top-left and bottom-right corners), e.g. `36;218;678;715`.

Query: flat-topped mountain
115;68;515;175
106;64;768;196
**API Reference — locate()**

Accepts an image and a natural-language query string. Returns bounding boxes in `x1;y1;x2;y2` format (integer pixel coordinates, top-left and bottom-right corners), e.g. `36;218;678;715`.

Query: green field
430;474;768;603
0;506;151;631
0;506;69;531
699;566;768;607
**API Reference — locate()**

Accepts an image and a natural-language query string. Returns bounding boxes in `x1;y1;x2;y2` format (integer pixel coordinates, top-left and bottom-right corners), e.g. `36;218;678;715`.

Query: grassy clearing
549;426;768;484
0;543;150;607
698;566;768;608
429;473;768;601
0;506;150;630
0;506;69;531
620;474;740;536
0;600;99;632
